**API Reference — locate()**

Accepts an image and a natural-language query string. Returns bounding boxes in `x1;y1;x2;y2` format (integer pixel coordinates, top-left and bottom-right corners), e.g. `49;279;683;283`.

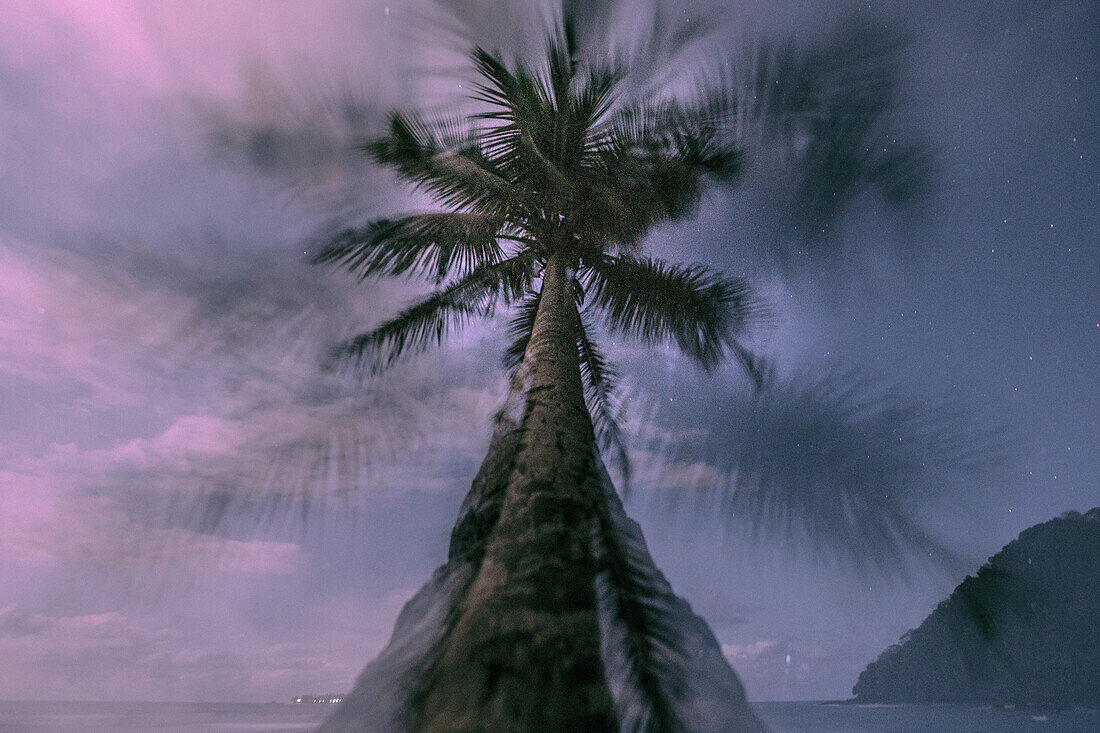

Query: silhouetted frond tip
363;111;527;218
328;255;534;375
310;213;506;284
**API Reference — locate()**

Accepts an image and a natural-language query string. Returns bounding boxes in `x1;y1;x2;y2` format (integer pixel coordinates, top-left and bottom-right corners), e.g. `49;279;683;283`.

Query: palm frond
736;19;934;244
591;462;690;732
363;109;471;168
595;90;736;166
574;307;630;491
585;256;761;371
578;95;743;245
731;341;768;390
681;369;1010;575
468;44;630;231
502;291;540;375
568;62;622;135
310;212;506;284
330;254;533;374
470;47;580;202
363;111;529;218
545;11;587;119
468;46;530;113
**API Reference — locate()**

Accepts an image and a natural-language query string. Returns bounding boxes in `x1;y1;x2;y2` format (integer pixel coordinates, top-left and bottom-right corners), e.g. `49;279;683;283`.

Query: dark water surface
0;701;329;732
0;700;1097;732
756;702;1100;733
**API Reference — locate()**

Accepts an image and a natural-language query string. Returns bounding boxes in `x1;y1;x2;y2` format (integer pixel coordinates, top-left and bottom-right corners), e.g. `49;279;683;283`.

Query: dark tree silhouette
201;2;978;731
311;5;771;731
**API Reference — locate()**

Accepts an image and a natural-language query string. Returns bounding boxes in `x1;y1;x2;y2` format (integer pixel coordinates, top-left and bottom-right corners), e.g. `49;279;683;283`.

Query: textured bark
320;253;768;732
414;252;615;731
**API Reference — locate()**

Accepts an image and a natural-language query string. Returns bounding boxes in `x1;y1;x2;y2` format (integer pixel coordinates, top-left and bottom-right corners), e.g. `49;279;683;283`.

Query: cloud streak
0;0;1095;704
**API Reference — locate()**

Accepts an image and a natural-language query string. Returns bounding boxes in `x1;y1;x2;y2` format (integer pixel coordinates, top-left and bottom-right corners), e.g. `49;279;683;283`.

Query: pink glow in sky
0;0;1096;706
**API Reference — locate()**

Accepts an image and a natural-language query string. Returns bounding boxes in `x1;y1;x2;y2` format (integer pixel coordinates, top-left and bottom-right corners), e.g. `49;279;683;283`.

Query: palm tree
312;8;770;733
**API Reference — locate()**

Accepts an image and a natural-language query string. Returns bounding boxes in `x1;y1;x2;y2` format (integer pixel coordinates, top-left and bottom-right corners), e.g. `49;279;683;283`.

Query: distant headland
852;508;1099;708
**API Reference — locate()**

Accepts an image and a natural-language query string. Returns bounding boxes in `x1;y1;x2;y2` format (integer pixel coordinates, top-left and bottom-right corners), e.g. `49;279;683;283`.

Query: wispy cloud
0;0;1093;705
0;603;357;701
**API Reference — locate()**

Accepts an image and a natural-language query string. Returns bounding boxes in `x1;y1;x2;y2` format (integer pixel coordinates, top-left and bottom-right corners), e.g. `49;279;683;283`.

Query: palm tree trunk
320;251;769;732
413;250;617;731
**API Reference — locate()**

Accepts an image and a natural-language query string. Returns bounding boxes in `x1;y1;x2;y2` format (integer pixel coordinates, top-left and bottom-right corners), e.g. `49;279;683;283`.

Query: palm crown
296;7;985;731
312;18;762;480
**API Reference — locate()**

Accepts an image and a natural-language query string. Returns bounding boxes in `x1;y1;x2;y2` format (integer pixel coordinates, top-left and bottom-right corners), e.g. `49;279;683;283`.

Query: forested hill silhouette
852;508;1100;708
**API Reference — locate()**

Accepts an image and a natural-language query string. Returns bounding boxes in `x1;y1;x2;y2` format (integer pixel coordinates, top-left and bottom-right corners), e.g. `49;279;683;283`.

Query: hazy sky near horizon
0;0;1097;704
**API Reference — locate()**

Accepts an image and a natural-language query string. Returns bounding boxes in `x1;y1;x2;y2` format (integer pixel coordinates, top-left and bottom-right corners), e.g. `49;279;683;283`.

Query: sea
0;700;1097;732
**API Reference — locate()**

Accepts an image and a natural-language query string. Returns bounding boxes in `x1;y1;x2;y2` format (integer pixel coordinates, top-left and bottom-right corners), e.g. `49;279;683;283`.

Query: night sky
1;0;1097;703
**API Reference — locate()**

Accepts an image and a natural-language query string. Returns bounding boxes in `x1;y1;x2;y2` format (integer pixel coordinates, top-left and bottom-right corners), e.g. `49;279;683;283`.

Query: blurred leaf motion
646;367;1010;575
297;1;768;525
309;4;772;728
201;62;382;213
193;0;1002;584
206;3;934;256
732;17;935;250
154;5;1035;727
45;237;435;558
